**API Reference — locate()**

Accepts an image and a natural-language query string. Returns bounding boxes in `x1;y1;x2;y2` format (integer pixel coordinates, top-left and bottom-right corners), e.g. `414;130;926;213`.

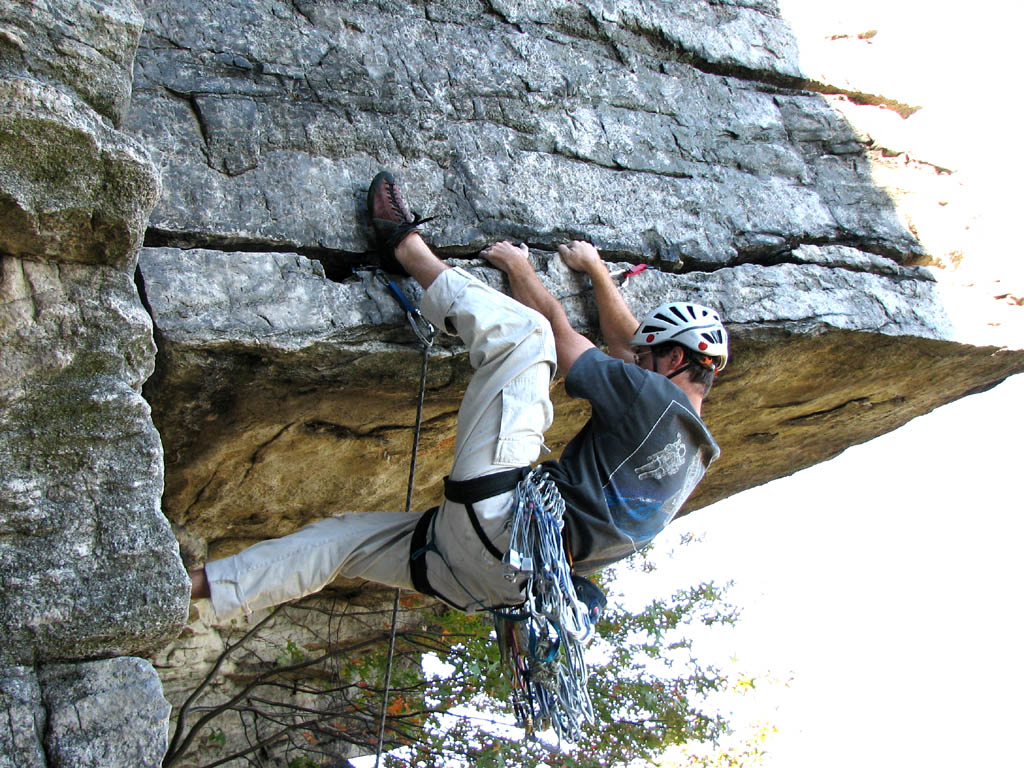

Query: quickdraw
610;263;649;288
370;269;436;348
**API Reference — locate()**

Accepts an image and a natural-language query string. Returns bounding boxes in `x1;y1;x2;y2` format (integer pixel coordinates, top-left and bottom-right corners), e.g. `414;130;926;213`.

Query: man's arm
558;241;639;362
482;242;594;375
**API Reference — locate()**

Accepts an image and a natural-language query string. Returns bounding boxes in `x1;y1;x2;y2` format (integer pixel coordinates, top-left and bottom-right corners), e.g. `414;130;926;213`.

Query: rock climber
189;170;727;619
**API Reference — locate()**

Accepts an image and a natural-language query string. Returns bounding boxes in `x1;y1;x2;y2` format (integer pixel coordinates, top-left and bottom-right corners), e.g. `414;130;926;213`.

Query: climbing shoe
367;170;435;275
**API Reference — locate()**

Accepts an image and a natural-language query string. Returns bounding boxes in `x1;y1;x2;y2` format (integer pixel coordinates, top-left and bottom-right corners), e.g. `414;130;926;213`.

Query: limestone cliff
126;0;1023;552
1;1;1022;766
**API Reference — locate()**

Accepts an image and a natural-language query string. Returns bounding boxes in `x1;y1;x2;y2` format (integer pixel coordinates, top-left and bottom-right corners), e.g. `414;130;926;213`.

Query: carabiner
371;269;436;347
407;309;436;348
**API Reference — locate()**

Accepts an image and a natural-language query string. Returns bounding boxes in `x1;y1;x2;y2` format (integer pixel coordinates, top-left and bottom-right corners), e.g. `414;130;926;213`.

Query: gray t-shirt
543;348;720;573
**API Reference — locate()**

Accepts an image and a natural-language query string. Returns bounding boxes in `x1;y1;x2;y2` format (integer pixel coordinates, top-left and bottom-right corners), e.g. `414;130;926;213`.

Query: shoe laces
387;184;412;224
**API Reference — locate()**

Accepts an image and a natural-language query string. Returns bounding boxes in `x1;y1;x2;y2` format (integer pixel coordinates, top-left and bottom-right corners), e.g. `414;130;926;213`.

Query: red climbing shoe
367;170;435;275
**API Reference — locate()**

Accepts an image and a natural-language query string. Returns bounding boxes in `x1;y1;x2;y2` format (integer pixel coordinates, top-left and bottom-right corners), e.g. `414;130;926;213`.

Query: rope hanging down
367;270;436;768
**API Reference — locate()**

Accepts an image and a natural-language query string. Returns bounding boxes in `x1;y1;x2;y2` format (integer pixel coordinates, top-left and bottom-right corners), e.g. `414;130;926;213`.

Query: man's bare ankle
189;567;211;599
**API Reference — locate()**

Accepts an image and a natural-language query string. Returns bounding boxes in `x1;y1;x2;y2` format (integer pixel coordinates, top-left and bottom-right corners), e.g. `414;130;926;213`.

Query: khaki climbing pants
205;267;556;620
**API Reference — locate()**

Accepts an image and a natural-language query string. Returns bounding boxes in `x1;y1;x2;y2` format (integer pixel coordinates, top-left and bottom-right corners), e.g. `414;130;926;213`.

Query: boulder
0;256;188;665
0;0;144;126
0;78;160;269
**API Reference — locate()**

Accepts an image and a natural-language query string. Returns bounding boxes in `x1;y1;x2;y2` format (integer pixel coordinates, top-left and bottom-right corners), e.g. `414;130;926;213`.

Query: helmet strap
664;361;690;381
664;354;716;381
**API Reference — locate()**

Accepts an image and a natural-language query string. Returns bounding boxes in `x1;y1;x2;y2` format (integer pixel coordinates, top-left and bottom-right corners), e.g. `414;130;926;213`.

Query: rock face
128;0;917;267
0;257;186;664
124;0;1024;549
0;0;186;763
4;0;1024;767
0;659;170;768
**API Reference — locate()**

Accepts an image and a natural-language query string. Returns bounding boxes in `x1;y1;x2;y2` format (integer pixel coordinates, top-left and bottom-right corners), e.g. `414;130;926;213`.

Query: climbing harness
365;269;436;768
363;269;601;749
494;467;600;743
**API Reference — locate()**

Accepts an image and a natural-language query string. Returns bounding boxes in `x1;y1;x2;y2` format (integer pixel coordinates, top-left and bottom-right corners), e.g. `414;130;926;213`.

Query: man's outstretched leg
187;179;451;618
191;171;556;618
198;510;420;618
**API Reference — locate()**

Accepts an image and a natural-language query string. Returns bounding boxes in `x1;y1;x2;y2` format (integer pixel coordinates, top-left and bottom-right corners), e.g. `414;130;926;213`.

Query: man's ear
670;345;688;370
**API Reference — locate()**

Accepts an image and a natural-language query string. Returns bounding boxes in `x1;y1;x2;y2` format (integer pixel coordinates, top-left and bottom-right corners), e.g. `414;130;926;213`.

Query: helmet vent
641;324;662;334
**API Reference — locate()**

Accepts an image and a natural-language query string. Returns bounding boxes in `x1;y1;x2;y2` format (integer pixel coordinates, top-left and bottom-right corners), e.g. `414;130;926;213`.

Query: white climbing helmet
631;301;729;372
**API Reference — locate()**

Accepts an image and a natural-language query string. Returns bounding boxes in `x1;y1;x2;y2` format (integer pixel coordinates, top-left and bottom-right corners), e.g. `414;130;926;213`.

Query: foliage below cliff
163;568;745;768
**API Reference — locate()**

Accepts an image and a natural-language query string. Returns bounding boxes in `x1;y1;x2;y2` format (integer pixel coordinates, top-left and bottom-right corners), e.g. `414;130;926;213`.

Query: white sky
671;9;1024;762
635;372;1024;767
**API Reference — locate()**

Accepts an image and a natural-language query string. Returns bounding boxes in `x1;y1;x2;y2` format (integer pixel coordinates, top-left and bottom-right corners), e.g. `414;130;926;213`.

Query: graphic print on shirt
635;435;687;480
602;401;708;553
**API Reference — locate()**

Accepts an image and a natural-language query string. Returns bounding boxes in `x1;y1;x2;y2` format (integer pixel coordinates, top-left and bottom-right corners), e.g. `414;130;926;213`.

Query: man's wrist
585;259;611;281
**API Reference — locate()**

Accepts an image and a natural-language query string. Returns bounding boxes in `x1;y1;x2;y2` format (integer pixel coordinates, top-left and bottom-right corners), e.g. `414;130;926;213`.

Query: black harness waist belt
443;467;526;504
444;468;527;561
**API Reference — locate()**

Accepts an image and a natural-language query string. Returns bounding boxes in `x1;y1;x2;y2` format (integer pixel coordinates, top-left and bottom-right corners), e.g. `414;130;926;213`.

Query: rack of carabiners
495;467;596;743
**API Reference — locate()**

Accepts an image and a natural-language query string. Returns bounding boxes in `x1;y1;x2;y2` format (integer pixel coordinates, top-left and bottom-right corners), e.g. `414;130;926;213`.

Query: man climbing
190;171;726;619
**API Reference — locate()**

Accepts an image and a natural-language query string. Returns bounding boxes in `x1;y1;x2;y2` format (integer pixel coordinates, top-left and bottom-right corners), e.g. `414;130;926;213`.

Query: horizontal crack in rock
144;228;363;282
145;226;923;284
784;395;906;425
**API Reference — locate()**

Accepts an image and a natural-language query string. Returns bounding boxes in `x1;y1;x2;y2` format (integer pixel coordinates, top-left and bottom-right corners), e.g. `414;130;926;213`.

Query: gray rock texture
40;658;171;768
0;77;160;269
127;0;917;266
0;659;169;768
0;256;188;665
0;0;145;126
0;668;47;768
1;0;186;763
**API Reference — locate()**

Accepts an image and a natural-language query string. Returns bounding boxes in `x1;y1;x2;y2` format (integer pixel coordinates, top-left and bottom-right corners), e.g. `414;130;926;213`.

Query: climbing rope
366;270;436;768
